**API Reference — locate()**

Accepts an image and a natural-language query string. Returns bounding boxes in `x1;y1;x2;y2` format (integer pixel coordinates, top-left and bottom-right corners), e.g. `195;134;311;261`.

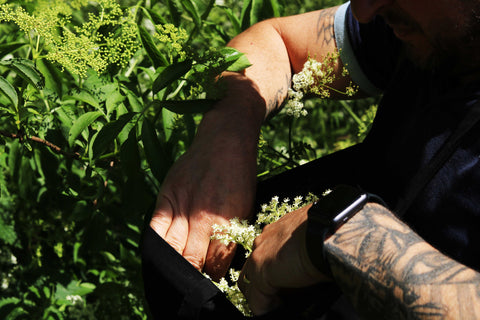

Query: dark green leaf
166;0;182;26
122;88;144;113
152;60;193;95
141;118;170;183
36;58;63;98
157;99;215;114
0;76;18;109
179;0;201;27
91;112;136;159
0;42;26;59
141;7;167;25
0;58;44;90
68;111;103;147
138;26;168;69
64;90;101;110
120;129;141;178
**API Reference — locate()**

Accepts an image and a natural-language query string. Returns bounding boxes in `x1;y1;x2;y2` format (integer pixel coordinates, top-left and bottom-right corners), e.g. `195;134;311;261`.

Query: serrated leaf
0;76;18;109
152;60;193;95
138;26;168;69
155;99;215;114
0;59;44;90
141;119;170;183
64;90;101;110
91;112;136;159
68;111;103;147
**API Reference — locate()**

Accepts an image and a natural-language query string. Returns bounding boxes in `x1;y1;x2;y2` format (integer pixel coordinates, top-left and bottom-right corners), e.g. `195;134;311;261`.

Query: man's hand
238;204;331;315
150;82;265;280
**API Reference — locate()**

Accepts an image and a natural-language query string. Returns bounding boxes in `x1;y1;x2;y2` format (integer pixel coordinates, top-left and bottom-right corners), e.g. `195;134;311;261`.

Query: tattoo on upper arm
316;7;337;47
324;204;480;319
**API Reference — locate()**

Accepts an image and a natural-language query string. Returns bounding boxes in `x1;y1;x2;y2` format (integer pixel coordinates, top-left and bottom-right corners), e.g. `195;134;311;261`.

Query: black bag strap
395;99;480;217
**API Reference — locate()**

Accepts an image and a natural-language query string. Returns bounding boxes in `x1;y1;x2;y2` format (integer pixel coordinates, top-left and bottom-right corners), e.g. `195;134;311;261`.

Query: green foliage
0;0;378;318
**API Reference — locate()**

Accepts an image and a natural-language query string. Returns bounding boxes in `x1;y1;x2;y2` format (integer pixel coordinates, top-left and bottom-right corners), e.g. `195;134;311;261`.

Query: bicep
269;6;365;98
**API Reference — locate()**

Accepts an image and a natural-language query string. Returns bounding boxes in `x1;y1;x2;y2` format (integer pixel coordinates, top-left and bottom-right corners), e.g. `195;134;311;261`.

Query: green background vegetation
0;0;378;318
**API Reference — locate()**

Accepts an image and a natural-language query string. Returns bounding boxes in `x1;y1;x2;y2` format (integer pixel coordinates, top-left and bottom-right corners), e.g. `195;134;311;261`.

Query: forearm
324;203;480;319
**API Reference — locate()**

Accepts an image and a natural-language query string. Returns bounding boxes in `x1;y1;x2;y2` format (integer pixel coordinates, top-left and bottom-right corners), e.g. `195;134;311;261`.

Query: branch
0;130;81;159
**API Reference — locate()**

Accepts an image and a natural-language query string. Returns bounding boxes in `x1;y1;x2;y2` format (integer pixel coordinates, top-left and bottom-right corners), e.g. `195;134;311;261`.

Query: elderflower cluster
154;23;189;61
0;0;140;77
284;52;358;118
208;194;318;316
207;270;252;316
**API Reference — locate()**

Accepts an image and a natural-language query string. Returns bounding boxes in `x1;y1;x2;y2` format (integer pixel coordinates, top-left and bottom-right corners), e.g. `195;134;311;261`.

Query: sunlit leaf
68;111;103;147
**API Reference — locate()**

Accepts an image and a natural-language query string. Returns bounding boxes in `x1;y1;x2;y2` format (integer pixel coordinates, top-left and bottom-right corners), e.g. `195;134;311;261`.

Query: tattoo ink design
267;73;291;112
324;204;480;319
316;7;336;47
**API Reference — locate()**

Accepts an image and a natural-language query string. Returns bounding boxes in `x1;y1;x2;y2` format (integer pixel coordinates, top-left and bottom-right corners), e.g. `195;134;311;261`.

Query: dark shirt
337;3;480;271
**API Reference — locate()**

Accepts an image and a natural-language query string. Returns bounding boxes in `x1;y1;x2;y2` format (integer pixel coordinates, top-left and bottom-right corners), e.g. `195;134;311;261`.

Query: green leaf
220;7;241;35
166;0;182;26
220;47;252;72
122;88;144;113
120;129;141;178
155;99;215;114
152;60;193;95
179;0;201;27
0;76;18;109
36;58;63;98
140;7;167;25
64;90;101;110
0;59;44;90
68;111;103;147
0;215;17;245
55;281;96;302
105;87;125;116
0;42;26;59
91;112;136;159
138;26;168;69
141;118;170;183
162;108;176;141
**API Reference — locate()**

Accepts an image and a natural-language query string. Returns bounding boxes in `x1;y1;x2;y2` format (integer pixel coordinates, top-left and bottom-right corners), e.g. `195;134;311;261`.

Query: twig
0;130;81;159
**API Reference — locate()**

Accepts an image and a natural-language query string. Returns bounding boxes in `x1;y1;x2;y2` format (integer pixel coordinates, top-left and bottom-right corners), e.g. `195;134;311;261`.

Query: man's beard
407;6;480;80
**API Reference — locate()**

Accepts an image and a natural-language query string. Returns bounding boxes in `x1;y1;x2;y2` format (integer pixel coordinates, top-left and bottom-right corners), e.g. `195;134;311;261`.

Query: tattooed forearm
267;73;291;112
324;203;480;319
316;7;337;47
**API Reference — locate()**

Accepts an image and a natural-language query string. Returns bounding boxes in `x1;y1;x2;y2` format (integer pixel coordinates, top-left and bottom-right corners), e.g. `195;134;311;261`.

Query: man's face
350;0;480;75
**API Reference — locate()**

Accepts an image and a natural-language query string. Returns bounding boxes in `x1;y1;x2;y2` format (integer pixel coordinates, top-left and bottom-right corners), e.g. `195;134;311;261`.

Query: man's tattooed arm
324;203;480;319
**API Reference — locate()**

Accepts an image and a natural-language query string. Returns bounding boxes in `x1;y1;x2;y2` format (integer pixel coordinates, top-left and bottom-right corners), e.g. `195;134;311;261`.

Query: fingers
238;259;280;315
203;239;237;281
149;195;174;238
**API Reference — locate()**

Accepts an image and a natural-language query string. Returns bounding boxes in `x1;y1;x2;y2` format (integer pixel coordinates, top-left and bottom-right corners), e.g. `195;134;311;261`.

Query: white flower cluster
211;194;317;257
284;52;357;118
284;58;325;118
210;269;251;316
208;194;319;316
66;294;83;306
